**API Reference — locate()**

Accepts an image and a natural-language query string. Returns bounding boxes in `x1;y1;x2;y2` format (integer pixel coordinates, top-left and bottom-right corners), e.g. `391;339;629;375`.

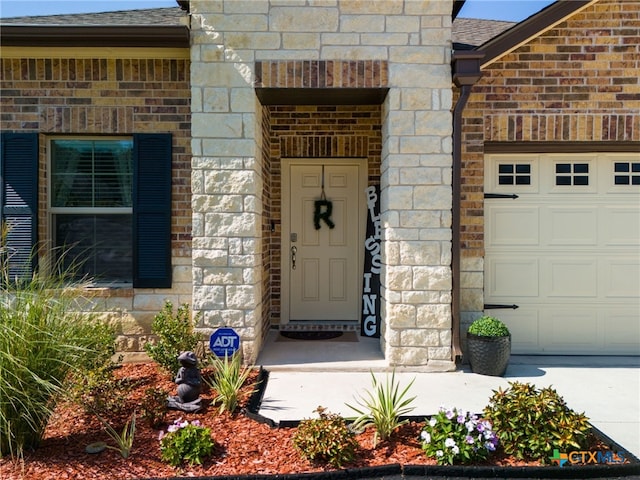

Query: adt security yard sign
209;327;240;357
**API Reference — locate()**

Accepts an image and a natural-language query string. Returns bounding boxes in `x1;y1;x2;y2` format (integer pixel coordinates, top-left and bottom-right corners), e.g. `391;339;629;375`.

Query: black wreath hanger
313;165;335;230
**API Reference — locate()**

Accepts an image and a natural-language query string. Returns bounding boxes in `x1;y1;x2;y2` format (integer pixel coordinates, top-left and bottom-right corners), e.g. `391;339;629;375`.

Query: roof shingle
0;7;185;26
452;17;516;48
1;6;513;48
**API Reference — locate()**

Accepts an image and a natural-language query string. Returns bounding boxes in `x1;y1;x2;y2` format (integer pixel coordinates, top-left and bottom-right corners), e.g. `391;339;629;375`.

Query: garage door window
614;162;640;186
555;163;589;186
499;163;531;185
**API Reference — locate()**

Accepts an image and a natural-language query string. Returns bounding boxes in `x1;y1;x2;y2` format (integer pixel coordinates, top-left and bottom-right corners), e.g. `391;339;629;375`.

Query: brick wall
458;0;640;330
259;104;273;342
0;51;192;361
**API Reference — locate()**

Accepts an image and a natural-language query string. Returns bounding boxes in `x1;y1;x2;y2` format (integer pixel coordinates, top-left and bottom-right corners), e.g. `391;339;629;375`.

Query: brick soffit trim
255;60;390;105
255;60;388;89
280;136;370;158
485;141;640;154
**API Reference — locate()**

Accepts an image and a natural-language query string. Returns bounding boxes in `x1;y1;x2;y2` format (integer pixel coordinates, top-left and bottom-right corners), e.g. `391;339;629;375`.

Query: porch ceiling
255;87;389;106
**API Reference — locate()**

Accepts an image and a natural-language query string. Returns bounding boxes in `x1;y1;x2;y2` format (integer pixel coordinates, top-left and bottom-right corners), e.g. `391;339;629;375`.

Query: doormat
277;331;358;342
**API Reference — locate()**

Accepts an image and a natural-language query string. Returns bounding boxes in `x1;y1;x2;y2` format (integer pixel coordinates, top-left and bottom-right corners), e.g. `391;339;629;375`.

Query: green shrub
204;352;257;414
468;315;510;337
0;272;116;458
141;387;169;428
69;364;132;417
346;370;416;447
159;418;214;467
67;321;130;417
483;381;591;462
293;406;358;468
144;300;201;377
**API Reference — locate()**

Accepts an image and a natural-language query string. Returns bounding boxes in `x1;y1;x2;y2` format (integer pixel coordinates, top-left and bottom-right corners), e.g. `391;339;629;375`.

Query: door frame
280;157;368;326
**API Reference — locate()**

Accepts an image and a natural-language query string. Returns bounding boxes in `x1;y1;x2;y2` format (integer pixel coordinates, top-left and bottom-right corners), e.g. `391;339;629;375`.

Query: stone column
189;3;265;362
187;0;455;368
380;0;455;369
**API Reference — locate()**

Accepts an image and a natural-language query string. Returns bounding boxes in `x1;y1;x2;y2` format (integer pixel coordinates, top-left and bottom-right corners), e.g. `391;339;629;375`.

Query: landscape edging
238;367;640;479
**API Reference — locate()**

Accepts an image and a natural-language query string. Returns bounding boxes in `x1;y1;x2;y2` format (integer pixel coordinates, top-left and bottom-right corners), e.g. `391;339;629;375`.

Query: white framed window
49;137;133;284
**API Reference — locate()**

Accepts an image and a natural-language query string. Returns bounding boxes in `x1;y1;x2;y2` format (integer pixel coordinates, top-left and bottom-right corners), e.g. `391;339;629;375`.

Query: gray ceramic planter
466;333;511;376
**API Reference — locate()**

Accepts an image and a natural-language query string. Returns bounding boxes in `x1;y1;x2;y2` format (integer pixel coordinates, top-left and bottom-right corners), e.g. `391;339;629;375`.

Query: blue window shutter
133;133;172;288
1;132;38;282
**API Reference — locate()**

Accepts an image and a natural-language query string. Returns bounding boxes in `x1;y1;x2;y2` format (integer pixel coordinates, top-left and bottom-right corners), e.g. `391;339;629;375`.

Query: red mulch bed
0;363;619;480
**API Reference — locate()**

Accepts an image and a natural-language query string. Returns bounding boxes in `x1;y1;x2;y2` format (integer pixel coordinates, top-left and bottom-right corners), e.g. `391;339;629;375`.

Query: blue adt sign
209;327;240;357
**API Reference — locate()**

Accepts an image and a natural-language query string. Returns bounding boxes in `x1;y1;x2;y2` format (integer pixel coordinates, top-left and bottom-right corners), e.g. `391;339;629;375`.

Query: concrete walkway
256;332;640;459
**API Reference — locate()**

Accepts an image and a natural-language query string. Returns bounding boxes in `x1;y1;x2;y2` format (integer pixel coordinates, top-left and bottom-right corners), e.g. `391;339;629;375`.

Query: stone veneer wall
0;51;193;361
189;0;454;368
458;0;640;340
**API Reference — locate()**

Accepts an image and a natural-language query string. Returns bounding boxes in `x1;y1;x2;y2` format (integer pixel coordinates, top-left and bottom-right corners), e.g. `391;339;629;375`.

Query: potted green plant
466;315;511;376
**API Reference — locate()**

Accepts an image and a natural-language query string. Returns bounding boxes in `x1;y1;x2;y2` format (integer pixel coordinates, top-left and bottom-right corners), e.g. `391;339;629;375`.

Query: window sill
84;285;134;298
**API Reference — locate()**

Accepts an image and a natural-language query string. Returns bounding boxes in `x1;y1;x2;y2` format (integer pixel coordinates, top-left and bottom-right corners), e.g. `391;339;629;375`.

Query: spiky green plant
96;411;137;459
346;370;416;447
204;352;257;413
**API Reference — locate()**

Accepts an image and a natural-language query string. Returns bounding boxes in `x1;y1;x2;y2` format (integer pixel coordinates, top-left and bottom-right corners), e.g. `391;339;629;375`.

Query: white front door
281;159;366;323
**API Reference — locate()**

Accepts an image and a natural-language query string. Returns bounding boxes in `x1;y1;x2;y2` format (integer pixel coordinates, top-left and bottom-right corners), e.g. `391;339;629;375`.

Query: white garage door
484;153;640;355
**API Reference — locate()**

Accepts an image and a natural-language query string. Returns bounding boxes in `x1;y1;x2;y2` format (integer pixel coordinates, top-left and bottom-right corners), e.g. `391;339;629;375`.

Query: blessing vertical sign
361;185;381;338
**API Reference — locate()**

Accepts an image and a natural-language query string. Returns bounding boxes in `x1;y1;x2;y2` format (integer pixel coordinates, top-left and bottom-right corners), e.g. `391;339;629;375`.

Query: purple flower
445;409;455;420
485;441;496;452
465;435;475;444
167;424;179;433
476;422;485;433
